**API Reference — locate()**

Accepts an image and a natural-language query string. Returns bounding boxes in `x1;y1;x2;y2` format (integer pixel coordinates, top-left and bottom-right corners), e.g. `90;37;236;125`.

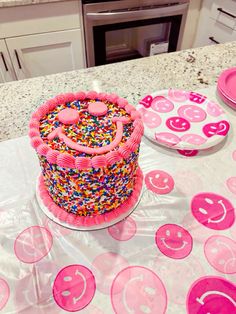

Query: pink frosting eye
88;101;108;117
58;108;80;125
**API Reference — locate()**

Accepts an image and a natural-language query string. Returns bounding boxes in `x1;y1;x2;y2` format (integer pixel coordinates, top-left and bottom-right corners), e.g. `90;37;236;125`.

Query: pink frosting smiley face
166;116;190;132
177;149;198;157
108;216;136;241
155;224;193;259
204;235;236;274
145;170;174;195
178;105;206;122
151;96;174;113
138;108;161;128
187;276;236;314
53;265;96;312
92;252;129;295
191;193;235;230
168;89;189;102
111;266;167;314
189;92;207;104
0;278;10;311
14;226;53;263
139;95;153;108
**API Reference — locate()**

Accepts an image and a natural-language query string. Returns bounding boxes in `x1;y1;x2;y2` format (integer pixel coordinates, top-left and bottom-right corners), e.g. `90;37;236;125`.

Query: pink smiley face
177;149;198;157
155;224;193;259
187;276;236;314
47;100;132;156
226;177;236;195
178;105;206;122
111;266;167;314
53;264;96;312
166;116;191;132
204;235;236;274
14;226;53;263
181;134;207;146
0;278;10;311
145;170;174;195
168;89;189;102
139;95;153;108
189;92;207;104
155;132;180;147
207;101;224;117
191;193;235;230
15;261;59;314
108;216;136;241
151;96;174;113
138;108;162;128
203;121;230;138
92;252;129;295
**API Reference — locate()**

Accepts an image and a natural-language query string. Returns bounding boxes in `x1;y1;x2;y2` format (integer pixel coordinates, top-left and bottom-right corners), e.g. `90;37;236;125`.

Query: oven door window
93;16;182;66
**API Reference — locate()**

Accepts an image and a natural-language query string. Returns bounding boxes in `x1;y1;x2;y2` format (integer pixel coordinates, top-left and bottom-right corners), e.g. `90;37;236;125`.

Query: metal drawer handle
209;36;220;44
14;49;22;69
0;52;8;71
217;7;236;19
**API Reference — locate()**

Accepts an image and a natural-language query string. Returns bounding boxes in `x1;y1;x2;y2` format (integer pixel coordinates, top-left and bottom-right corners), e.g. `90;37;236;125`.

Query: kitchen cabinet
6;30;84;80
194;0;236;47
0;0;85;81
0;40;16;83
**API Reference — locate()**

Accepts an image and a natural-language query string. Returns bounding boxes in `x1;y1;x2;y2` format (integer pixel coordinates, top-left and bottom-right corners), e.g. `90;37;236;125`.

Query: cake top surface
29;91;144;169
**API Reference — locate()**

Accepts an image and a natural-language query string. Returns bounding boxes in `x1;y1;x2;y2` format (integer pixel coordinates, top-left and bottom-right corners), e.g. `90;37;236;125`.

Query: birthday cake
29;91;143;227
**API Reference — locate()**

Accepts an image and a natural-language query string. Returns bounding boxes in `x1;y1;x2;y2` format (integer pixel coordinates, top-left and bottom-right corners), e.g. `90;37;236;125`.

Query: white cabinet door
6;29;85;80
0;39;16;83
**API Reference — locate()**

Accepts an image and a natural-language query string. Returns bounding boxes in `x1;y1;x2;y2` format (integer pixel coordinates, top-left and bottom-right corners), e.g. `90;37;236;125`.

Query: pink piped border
38;167;143;227
29;91;144;170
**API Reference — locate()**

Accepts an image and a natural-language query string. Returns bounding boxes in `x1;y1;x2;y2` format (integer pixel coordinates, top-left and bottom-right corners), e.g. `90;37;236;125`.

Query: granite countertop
0;0;66;8
1;41;236;142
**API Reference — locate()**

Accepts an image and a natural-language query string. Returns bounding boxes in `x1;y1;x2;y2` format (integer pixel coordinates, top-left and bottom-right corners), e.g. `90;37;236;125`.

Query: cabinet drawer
210;0;236;30
206;18;236;45
0;0;81;38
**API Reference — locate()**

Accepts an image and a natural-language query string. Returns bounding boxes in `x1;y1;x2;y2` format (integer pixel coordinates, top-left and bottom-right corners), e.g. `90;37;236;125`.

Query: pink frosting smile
48;118;129;155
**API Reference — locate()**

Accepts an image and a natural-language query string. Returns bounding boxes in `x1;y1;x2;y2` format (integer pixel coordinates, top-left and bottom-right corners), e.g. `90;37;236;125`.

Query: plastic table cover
0;87;236;314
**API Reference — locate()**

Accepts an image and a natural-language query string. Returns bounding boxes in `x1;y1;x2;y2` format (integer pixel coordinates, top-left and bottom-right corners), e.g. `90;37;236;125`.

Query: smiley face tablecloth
0;86;236;314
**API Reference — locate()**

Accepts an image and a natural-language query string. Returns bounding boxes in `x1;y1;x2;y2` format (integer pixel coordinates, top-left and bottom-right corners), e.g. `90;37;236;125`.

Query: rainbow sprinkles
29;91;144;227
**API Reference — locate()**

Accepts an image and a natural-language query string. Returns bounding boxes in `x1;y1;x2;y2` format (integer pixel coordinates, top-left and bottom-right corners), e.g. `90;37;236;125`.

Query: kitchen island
1;41;236;141
0;42;236;314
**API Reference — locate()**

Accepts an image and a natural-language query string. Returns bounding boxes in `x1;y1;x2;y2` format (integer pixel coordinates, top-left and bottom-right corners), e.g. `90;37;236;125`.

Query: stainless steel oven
83;0;189;67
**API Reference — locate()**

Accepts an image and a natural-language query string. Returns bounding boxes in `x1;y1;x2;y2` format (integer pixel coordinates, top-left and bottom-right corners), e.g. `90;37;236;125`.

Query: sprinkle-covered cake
29;91;143;227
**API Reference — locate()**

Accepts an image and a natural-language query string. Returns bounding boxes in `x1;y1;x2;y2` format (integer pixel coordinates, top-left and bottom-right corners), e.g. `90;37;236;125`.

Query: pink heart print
155;132;180;147
178;105;206;122
155;224;193;259
189;92;207;104
191;192;235;230
138;108;162;128
53;265;96;312
203;120;230;138
139;95;153;108
187;276;236;314
0;278;10;311
151;96;174;113
204;235;236;274
168;89;189;102
166;116;191;132
207;101;224;117
111;266;167;314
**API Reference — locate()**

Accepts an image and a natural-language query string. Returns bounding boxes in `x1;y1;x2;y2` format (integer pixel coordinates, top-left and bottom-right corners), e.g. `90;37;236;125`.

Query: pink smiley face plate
137;89;230;150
